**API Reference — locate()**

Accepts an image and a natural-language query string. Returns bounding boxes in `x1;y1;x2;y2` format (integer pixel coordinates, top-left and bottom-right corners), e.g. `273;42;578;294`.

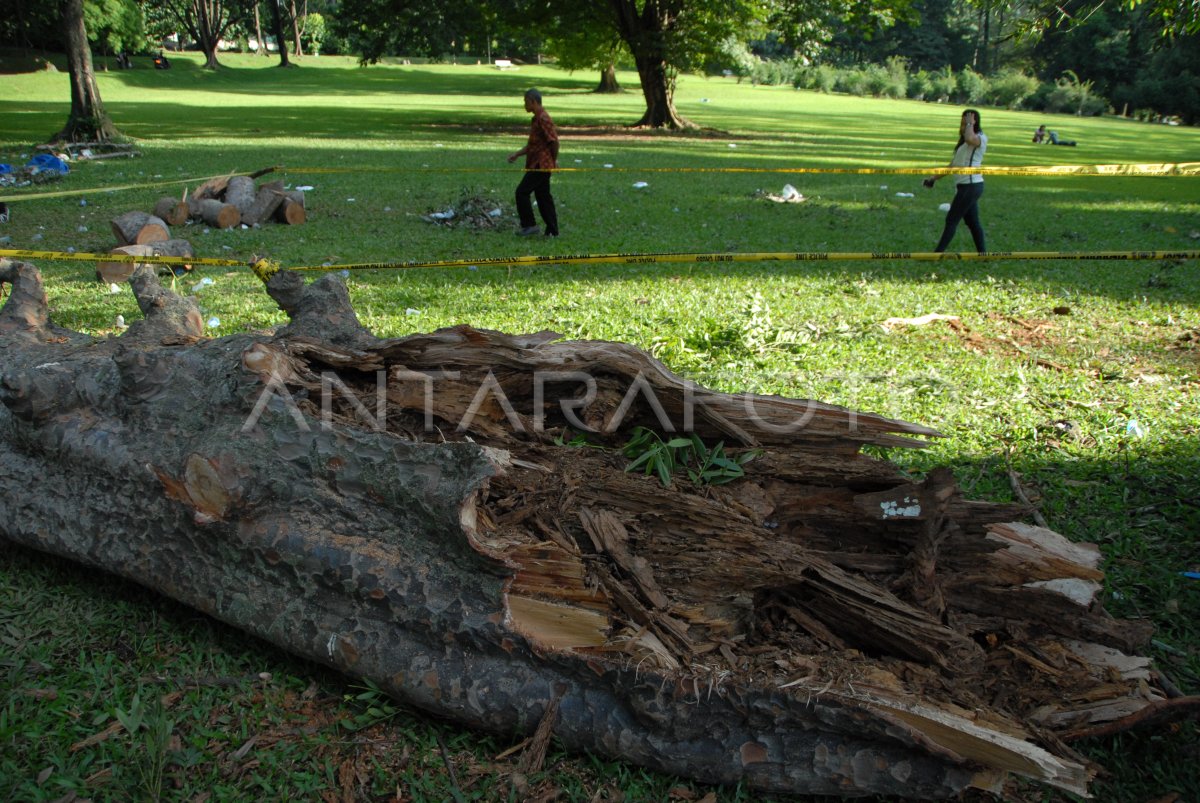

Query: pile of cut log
97;172;305;283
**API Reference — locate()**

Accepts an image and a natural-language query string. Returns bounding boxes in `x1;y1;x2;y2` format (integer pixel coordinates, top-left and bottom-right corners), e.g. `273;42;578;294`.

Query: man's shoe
517;226;540;236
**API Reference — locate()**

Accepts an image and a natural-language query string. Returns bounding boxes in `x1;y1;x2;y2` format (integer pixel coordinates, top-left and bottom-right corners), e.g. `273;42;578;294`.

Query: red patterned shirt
524;109;558;170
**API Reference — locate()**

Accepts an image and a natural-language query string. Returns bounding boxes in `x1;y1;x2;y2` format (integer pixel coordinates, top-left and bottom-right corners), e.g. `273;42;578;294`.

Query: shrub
882;56;909;99
1044;70;1109;116
809;64;837;93
836;67;870;96
987;68;1039;109
929;67;957;103
907;69;933;100
863;63;891;97
956;67;988;104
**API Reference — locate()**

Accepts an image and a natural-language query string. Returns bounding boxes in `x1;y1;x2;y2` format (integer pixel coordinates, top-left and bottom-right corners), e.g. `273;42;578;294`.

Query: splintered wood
300;324;1185;797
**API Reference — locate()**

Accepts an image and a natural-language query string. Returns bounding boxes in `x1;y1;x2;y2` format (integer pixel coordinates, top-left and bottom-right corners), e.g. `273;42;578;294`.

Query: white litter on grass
895;192;914;198
206;316;220;329
109;283;121;294
428;210;455;220
488;208;502;217
939;203;952;212
761;184;806;204
728;143;737;148
115;315;126;329
405;308;421;316
192;277;214;292
603;164;614;168
341;270;350;278
632;181;649;188
880;185;888;190
346;198;356;202
296;185;314;191
79;199;87;206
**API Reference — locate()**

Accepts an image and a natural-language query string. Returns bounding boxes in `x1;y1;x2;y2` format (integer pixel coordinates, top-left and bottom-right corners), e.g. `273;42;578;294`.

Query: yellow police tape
293;162;1200;178
0;248;252;269
288;249;1199;274
4;248;1195;284
2;161;1197;203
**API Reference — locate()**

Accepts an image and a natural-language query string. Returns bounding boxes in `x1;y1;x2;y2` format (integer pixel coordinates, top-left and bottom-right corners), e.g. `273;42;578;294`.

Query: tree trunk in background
1;259;1191;800
595;62;621;93
254;5;267;57
54;0;121;142
609;0;692;128
269;0;290;67
289;0;304;56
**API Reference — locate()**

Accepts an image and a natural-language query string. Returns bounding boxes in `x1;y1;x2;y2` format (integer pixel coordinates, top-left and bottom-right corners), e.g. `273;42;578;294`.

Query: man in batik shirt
507;88;559;237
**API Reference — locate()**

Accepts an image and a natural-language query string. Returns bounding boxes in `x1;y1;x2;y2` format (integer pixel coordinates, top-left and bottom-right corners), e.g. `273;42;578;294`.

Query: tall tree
267;0;291;66
158;0;251;68
56;0;122;142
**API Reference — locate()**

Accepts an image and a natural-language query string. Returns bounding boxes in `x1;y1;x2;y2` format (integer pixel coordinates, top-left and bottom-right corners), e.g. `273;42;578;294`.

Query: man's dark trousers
516;170;558;235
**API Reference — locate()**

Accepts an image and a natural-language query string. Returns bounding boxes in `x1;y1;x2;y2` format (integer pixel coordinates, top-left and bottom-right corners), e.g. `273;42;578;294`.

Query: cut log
193;199;241;229
110;211;169;245
241;180;286;226
95;240;195;283
190;174;231;202
0;259;1190;800
223;175;256;214
274;190;306;225
152;196;189;227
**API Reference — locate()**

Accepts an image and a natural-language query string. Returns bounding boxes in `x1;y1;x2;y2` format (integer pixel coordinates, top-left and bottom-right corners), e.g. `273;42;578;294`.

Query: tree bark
269;0;291;68
110;211;170;245
54;0;121;143
595;62;621;94
609;0;692;129
0;259;1188;799
153;196;190;227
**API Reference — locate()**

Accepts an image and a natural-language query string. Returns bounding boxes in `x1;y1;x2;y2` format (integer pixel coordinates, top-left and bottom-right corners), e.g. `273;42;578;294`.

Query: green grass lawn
1;52;1198;801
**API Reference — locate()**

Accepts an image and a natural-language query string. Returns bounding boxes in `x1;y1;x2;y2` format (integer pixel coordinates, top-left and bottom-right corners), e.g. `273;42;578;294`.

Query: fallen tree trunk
0;259;1188;799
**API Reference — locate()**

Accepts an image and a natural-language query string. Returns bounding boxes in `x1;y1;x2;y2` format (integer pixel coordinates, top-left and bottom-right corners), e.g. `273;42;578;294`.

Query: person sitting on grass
507;88;559;237
1033;125;1047;143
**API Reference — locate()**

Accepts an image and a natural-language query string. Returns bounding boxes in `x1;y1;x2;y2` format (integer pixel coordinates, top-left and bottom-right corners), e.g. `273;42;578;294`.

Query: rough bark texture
0;259;1188;800
241;180;287;226
111;211;170;245
223;175;256;214
609;0;693;129
54;0;121;143
193;199;241;229
153;196;190;227
595;63;621;94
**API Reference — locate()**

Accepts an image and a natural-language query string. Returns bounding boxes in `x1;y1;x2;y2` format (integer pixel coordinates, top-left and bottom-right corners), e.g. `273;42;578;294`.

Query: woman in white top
923;109;987;253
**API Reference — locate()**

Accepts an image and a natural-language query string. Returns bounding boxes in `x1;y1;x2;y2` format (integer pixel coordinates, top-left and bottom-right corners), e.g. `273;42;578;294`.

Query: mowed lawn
1;52;1198;801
